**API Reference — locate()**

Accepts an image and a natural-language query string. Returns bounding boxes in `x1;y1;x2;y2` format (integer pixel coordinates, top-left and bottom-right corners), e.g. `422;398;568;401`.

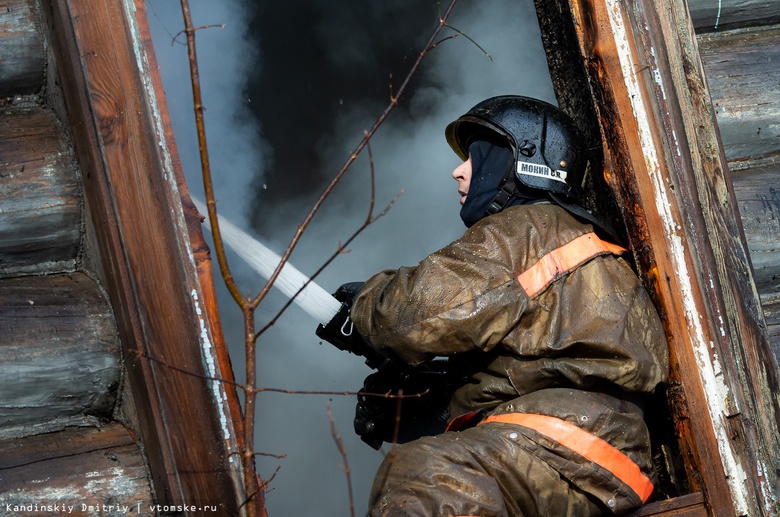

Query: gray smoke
146;1;553;515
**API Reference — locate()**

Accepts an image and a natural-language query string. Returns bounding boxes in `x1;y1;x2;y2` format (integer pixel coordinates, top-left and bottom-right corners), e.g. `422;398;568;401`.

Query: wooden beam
630;492;707;517
0;273;119;436
0;424;154;511
535;0;780;514
130;0;250;484
0;106;81;276
0;0;44;97
42;0;246;512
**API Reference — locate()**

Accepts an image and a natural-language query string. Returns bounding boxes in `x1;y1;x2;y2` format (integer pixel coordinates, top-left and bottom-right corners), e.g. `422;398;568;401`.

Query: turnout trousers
369;421;606;517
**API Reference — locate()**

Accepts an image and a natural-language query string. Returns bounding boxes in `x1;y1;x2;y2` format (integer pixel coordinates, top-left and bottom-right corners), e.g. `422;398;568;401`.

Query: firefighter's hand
334;282;365;306
354;369;451;450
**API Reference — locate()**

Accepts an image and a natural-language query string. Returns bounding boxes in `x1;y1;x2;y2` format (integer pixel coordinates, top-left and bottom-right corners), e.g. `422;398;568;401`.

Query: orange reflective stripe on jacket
517;232;626;297
480;413;654;502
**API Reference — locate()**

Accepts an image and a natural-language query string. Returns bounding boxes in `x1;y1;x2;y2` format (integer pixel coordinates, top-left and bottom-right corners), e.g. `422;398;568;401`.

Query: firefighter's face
452;156;472;205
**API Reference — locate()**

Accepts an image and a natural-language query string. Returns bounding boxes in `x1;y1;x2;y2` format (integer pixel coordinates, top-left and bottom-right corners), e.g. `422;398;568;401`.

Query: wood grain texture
731;165;780;301
765;300;780;358
0;0;44;97
43;0;245;512
0;106;82;276
536;0;780;514
0;273;119;437
630;492;707;517
699;24;780;165
0;424;154;513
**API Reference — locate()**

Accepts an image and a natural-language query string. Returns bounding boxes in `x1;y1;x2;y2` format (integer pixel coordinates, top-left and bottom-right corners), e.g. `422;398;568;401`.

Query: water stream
192;198;341;325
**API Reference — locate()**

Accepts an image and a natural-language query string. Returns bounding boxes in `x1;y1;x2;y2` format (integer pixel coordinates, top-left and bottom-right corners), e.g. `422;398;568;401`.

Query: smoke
146;1;553;515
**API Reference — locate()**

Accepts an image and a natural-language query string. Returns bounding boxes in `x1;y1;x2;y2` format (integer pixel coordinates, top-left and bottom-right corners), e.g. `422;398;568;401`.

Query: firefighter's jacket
351;203;669;511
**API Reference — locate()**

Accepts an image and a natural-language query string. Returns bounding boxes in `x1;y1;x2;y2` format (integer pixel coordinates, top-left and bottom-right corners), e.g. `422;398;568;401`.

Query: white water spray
192;199;342;325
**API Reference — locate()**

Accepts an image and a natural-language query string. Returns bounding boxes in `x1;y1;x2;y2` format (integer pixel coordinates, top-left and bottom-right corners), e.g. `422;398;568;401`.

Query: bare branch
440;24;493;61
248;0;460;312
328;404;356;517
178;0;245;309
177;2;466;515
254;190;403;339
137;350;248;391
172;24;226;46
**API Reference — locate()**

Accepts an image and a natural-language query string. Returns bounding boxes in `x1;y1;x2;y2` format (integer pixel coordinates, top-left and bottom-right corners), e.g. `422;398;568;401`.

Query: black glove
316;282;388;369
354;366;452;450
333;282;365;306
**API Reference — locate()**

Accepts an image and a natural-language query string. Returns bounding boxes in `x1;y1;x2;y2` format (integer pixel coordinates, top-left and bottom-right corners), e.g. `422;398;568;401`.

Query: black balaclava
459;138;519;227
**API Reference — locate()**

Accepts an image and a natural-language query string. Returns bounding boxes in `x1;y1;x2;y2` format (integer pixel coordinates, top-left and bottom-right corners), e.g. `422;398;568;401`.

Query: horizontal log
0;107;82;276
689;0;780;32
765;300;780;359
0;273;119;436
699;24;780;164
0;423;154;510
0;0;44;97
732;165;780;301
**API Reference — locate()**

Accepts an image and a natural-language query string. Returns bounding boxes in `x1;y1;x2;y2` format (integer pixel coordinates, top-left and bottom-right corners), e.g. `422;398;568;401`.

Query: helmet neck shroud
459;138;516;228
447;96;617;240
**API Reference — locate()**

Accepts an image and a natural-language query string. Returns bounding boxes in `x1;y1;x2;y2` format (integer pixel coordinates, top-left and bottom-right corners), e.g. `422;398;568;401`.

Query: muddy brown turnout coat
351;203;669;516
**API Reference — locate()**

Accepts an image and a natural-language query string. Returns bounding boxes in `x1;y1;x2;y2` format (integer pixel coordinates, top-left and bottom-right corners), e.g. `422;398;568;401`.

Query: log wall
0;273;119;437
1;0;248;511
0;107;82;276
0;0;154;511
698;25;780;165
0;424;154;512
0;0;44;98
696;19;780;356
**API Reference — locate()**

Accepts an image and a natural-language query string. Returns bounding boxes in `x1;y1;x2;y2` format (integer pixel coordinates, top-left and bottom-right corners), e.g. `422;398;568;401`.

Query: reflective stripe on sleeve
480;412;654;502
516;232;626;298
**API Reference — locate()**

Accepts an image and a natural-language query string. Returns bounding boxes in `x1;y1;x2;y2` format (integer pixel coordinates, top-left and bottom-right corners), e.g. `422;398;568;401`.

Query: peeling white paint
191;288;235;463
115;1;245;492
121;0;239;464
602;1;749;513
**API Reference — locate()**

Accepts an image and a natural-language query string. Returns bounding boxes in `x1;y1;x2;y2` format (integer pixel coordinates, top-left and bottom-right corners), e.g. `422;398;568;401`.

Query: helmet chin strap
487;173;519;215
486;165;546;217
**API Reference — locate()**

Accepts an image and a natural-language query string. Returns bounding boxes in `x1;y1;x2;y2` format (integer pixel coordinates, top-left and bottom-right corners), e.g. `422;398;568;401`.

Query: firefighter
331;96;669;516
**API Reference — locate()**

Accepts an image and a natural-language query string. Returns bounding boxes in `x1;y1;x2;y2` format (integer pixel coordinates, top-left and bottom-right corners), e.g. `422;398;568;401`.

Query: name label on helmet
516;161;568;184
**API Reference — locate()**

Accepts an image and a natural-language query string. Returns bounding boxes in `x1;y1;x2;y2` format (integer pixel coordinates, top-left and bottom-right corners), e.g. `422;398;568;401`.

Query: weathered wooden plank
630;492;706;517
765;300;780;357
732;165;780;301
0;273;119;437
0;0;44;97
0;107;82;276
698;24;780;165
0;424;154;513
534;0;732;508
535;0;780;514
43;0;247;512
688;0;780;32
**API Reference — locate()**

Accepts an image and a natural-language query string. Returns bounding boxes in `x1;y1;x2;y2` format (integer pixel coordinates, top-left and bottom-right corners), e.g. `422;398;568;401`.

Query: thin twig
178;2;258;515
328;404;355;517
172;24;226;46
254;190;403;338
139;350;430;399
248;0;461;313
177;2;466;516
